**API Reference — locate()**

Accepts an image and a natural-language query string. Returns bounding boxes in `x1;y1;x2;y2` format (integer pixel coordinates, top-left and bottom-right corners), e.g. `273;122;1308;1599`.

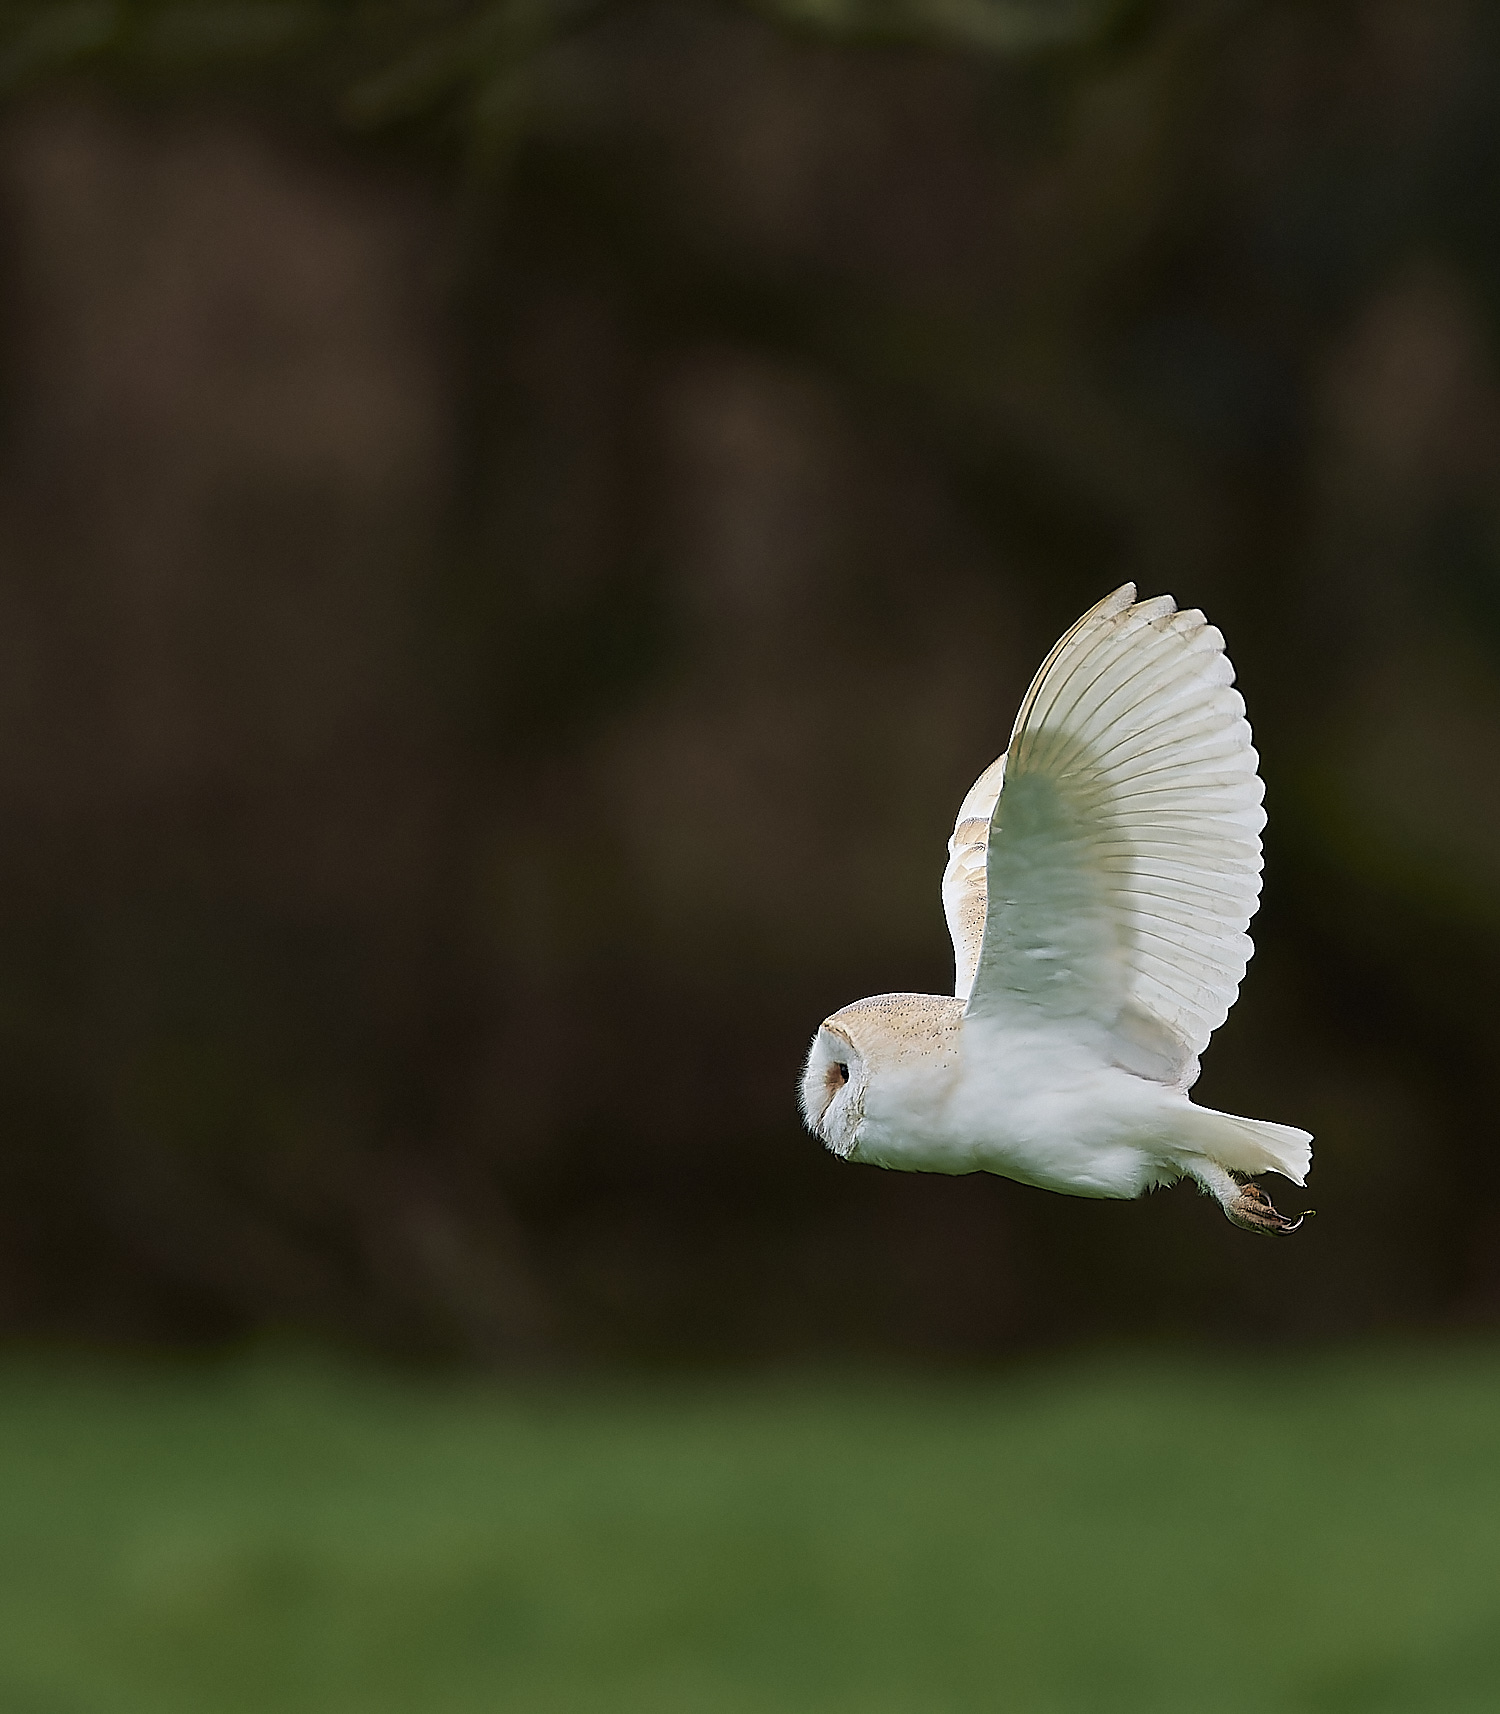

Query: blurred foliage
1;1348;1499;1710
0;0;1129;170
0;0;1498;1361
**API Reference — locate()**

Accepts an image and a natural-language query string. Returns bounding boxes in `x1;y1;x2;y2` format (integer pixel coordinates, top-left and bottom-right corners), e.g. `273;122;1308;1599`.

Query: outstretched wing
964;584;1265;1087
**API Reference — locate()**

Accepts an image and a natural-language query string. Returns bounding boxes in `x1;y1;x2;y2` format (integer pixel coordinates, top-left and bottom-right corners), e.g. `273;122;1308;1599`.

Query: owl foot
1226;1180;1308;1235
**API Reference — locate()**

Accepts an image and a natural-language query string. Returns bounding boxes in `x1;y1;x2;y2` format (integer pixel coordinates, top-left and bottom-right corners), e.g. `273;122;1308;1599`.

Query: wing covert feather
942;752;1005;1002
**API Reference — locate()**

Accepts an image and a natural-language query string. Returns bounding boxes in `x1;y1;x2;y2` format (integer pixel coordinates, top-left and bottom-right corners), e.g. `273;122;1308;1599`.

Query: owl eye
834;1062;849;1084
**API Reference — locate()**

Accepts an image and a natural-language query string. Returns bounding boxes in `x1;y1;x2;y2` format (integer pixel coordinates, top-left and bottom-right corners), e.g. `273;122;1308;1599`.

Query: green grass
0;1349;1497;1713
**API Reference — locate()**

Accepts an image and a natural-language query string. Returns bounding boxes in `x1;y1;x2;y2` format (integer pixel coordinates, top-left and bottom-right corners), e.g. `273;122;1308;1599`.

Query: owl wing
963;584;1265;1087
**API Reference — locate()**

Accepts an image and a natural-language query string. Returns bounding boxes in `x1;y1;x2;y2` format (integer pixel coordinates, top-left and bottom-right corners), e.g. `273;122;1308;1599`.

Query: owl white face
799;1024;865;1158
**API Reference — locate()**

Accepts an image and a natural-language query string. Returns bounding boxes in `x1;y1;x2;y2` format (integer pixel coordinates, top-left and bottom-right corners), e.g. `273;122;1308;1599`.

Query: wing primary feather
1020;617;1164;777
1085;704;1251;780
1039;636;1232;783
1005;584;1137;756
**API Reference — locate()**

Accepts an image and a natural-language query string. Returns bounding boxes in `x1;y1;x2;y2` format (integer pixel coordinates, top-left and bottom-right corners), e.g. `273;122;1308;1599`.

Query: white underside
849;1017;1309;1196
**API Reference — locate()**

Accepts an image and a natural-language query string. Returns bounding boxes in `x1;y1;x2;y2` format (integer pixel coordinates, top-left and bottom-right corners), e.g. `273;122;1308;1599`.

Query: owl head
799;1021;865;1158
800;993;965;1161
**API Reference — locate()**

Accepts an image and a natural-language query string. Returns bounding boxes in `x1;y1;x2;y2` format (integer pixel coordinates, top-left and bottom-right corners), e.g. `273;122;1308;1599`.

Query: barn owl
799;584;1311;1233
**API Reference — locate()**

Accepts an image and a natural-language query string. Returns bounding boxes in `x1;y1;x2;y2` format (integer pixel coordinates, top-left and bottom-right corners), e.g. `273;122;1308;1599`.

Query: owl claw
1227;1180;1309;1235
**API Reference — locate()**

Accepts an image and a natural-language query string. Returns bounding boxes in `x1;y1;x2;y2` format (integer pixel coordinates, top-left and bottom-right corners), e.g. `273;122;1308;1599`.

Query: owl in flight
800;584;1311;1233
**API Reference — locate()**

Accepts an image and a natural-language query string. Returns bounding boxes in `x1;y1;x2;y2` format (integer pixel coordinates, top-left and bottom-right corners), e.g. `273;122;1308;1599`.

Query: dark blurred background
0;0;1495;1366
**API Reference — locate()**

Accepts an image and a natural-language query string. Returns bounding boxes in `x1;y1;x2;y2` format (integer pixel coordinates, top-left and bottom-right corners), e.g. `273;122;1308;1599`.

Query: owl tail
1170;1103;1312;1187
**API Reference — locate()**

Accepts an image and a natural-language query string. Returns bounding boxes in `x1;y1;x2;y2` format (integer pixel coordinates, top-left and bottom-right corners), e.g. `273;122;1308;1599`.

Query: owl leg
1184;1159;1307;1235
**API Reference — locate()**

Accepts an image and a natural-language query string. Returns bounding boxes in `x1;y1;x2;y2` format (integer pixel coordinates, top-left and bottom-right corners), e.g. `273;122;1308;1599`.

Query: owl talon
1227;1180;1309;1235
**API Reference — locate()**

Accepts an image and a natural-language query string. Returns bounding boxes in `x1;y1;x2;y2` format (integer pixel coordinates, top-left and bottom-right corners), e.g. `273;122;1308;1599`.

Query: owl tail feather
1169;1104;1312;1188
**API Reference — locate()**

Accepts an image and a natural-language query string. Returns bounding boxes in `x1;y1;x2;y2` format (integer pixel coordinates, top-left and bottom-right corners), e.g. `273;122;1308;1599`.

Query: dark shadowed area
0;1;1495;1369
